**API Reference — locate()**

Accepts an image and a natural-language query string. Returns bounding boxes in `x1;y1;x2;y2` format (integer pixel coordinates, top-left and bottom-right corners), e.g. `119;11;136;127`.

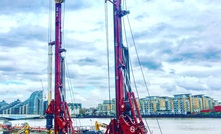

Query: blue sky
0;0;221;108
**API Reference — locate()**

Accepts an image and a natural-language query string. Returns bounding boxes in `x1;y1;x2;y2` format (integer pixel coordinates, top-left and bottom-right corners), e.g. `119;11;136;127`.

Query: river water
0;118;220;134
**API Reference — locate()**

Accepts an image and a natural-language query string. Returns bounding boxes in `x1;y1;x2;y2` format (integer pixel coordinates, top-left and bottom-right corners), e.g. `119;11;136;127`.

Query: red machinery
105;0;147;134
45;0;147;133
45;0;74;133
214;106;221;112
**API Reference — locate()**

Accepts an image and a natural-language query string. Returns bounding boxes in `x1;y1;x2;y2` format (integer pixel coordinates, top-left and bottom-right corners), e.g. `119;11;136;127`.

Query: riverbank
75;113;221;118
1;113;221;121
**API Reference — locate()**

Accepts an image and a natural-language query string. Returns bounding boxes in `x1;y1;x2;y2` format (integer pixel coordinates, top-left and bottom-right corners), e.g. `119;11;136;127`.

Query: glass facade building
28;91;43;115
0;91;43;115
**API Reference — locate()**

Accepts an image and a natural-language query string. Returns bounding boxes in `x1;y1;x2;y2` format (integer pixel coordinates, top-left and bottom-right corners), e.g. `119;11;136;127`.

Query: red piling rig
46;0;74;133
105;0;147;133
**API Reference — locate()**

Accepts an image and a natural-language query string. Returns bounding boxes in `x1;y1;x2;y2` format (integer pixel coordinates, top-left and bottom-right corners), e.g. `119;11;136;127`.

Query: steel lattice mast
105;0;147;133
46;0;74;133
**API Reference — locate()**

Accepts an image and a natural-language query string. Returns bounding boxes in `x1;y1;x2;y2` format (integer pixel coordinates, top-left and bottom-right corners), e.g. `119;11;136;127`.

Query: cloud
176;76;208;91
137;55;163;70
65;1;91;11
78;58;97;65
0;0;48;14
0;0;90;15
0;25;47;48
1;0;221;108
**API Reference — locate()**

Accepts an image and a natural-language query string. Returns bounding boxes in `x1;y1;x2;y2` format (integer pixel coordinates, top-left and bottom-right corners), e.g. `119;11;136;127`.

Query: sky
0;0;221;108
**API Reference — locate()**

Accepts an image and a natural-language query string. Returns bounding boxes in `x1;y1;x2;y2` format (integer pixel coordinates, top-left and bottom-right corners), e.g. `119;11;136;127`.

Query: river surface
0;118;220;134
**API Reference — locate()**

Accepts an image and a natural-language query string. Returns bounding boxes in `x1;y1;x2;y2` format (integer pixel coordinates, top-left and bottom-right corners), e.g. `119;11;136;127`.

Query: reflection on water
0;118;220;134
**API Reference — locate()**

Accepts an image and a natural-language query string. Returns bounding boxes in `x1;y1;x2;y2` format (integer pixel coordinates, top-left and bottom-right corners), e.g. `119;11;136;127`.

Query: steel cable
105;1;112;116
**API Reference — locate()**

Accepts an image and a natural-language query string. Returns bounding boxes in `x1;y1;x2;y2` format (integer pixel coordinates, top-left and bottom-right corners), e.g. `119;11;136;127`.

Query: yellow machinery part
55;0;64;3
46;129;54;134
95;121;100;131
95;121;107;131
24;124;30;134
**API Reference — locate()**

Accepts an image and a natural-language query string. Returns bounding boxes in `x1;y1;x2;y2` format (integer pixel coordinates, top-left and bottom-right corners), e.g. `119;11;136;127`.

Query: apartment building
173;94;192;114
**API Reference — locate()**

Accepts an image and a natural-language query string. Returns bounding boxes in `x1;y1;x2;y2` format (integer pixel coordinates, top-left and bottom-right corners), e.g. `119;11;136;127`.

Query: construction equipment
45;0;75;133
104;0;147;133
